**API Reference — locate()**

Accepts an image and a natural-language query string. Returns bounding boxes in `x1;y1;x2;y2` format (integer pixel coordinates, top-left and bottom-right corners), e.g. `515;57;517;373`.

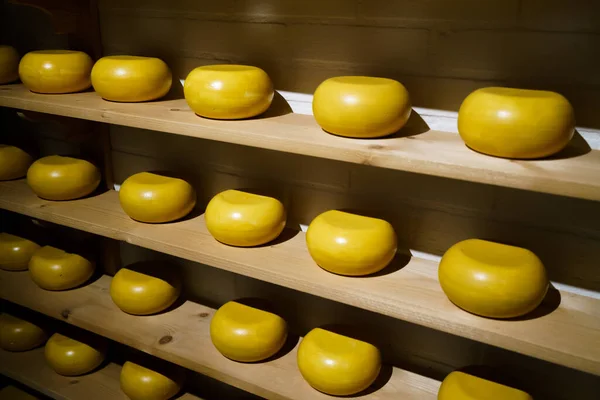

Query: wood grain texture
0;85;599;201
0;347;200;400
0;180;599;375
0;272;440;400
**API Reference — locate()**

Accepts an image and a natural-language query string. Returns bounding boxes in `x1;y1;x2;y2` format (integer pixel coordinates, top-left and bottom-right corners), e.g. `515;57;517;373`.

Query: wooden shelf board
0;272;441;400
1;180;599;376
0;347;198;400
1;84;600;201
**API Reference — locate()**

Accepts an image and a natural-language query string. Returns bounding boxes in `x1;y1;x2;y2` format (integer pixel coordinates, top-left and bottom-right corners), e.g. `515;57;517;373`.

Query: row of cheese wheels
0;314;183;400
0;45;576;158
2;147;549;319
1;299;533;399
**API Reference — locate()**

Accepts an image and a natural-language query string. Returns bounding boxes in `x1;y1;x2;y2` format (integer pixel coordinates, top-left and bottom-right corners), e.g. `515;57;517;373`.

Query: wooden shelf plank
0;272;440;400
1;180;599;376
1;84;600;201
0;347;199;400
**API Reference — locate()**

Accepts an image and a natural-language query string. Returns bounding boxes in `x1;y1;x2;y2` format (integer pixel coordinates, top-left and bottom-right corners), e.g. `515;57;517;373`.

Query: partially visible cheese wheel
0;45;19;84
0;145;32;180
0;233;40;271
0;314;47;351
120;361;184;400
438;371;533;400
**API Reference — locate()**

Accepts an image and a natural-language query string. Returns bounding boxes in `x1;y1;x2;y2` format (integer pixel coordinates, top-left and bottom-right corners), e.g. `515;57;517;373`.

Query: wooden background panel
110;127;600;291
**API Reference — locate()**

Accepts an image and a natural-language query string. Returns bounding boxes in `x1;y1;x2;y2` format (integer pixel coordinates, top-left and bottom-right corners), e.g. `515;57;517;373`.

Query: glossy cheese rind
0;145;33;181
110;266;181;315
29;246;95;291
120;361;183;400
119;172;196;223
0;233;40;271
458;87;575;159
210;301;287;362
184;64;274;119
297;328;381;396
0;314;47;352
91;56;172;102
19;50;93;94
439;239;549;318
44;333;106;376
205;190;286;247
0;45;20;84
313;76;411;138
306;210;397;276
26;155;101;201
438;371;533;400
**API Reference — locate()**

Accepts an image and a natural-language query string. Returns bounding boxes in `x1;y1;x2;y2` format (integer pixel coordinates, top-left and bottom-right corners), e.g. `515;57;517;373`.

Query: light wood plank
0;84;599;201
0;180;599;375
0;347;200;400
0;272;440;400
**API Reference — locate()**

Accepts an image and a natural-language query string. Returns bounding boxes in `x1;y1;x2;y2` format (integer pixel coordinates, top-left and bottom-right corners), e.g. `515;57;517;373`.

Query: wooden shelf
0;347;200;400
1;180;599;376
0;271;441;400
1;84;600;201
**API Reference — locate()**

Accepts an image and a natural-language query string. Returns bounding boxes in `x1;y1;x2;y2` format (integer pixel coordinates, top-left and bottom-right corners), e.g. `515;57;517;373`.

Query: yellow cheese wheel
306;210;397;276
120;361;183;400
439;239;549;318
44;333;106;376
119;172;196;223
29;246;95;291
0;385;39;400
438;371;533;400
0;314;46;351
313;76;411;138
110;264;181;315
91;56;172;102
210;301;287;362
0;45;19;84
458;87;575;158
184;65;274;119
0;145;32;180
27;155;101;200
0;233;40;271
298;328;381;396
19;50;93;94
205;190;286;247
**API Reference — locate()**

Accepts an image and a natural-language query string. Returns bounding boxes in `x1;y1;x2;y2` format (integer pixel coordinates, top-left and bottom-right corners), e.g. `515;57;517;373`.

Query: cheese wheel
184;65;273;119
313;76;411;138
19;50;93;94
210;301;287;362
458;87;575;158
306;210;397;276
205;190;286;247
439;239;549;318
91;56;172;102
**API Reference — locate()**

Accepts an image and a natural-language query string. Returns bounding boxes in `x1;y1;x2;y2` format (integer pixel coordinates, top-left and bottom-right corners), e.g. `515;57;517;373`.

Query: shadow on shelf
545;130;592;160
